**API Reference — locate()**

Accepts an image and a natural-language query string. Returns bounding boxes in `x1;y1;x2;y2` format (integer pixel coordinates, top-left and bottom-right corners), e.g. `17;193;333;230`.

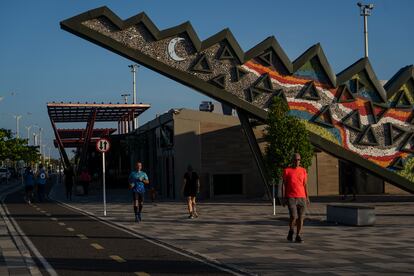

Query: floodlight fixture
357;2;374;57
121;93;131;104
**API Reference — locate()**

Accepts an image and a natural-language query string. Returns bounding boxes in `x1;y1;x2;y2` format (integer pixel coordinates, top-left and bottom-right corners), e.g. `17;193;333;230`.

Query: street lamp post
38;127;43;155
13;115;22;138
33;132;38;146
357;2;374;58
48;147;51;164
42;144;46;163
128;64;139;129
25;125;32;144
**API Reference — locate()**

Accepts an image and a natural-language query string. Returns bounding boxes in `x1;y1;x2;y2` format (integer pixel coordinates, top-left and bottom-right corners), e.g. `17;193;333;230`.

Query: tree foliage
398;157;414;183
0;128;39;163
264;97;314;181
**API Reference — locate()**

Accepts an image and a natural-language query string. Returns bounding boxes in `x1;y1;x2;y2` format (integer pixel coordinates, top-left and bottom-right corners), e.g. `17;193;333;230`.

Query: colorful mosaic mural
61;7;414;190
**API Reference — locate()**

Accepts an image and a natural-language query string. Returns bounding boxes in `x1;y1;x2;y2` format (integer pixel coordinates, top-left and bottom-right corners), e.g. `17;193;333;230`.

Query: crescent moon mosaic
167;37;185;61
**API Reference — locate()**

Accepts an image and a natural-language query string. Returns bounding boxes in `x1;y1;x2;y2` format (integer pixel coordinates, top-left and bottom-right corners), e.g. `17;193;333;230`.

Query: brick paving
49;181;414;276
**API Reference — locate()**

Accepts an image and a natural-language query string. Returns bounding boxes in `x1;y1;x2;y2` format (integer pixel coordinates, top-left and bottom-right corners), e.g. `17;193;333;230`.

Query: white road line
58;222;66;226
1;203;57;276
76;234;88;240
55;201;250;276
90;243;104;250
109;255;126;263
66;227;75;232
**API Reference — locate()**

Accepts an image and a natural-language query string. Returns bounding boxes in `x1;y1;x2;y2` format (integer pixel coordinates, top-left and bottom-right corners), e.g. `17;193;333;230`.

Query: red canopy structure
53;128;117;148
47;102;150;171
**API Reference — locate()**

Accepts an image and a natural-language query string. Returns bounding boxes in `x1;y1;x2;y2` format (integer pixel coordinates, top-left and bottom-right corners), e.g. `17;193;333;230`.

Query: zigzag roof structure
60;6;414;192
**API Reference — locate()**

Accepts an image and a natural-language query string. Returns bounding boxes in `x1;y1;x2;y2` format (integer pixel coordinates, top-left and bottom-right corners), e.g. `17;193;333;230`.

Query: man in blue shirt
128;161;149;222
36;164;48;202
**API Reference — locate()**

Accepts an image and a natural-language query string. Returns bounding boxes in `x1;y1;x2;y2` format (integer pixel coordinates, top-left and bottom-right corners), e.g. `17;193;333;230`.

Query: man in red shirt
282;153;310;243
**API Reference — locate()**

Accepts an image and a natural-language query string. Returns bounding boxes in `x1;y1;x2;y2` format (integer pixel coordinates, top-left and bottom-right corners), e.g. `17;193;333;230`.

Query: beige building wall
200;122;264;198
307;155;318;196
173;116;202;199
173;109;264;199
316;152;339;195
384;182;410;195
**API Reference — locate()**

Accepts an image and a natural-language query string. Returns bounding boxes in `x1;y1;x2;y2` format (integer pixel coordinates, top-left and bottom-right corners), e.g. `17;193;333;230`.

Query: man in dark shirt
182;165;200;219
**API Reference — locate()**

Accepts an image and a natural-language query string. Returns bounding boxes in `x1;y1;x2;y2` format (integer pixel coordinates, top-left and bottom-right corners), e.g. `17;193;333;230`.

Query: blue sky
1;0;414;158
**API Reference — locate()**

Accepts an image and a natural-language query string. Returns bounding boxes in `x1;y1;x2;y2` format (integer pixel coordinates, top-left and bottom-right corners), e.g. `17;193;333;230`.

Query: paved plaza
48;181;414;275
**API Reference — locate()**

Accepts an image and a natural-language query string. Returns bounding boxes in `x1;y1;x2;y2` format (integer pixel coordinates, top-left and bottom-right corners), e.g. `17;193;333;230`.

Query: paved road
49;183;414;276
3;185;239;275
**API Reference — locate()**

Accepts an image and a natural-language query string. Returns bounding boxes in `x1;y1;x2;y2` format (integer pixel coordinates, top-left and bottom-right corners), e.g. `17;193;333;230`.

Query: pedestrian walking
128;161;149;222
64;166;75;200
23;166;35;204
282;153;309;243
35;164;48;202
182;165;200;219
79;169;91;195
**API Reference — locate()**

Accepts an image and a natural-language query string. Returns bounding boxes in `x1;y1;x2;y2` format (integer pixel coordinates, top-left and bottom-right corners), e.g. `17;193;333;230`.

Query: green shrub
264;97;314;181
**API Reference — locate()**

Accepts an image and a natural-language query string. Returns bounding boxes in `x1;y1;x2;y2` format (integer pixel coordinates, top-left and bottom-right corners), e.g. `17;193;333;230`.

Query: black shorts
132;192;144;202
287;198;306;219
25;186;33;193
184;186;197;197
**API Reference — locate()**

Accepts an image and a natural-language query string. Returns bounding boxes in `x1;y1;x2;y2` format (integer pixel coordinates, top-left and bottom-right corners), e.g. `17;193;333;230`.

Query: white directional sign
96;138;110;153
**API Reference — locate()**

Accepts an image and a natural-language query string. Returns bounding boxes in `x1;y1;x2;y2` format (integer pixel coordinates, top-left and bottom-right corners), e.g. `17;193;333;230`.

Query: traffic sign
96;138;111;153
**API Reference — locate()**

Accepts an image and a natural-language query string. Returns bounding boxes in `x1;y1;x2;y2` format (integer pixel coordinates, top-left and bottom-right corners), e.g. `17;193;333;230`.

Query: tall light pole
48;146;51;164
13;115;22;138
128;64;139;129
33;125;42;154
42;144;46;163
357;2;374;58
25;125;32;144
39;127;43;155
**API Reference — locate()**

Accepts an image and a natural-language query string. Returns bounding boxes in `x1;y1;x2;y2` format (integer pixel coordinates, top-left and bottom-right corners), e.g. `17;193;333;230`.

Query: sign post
272;180;276;216
96;138;111;216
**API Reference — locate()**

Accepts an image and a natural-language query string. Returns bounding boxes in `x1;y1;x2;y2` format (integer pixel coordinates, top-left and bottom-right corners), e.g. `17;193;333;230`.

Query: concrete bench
327;204;375;226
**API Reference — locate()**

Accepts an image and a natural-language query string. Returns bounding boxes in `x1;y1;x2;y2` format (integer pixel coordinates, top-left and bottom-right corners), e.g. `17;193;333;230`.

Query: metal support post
237;109;272;200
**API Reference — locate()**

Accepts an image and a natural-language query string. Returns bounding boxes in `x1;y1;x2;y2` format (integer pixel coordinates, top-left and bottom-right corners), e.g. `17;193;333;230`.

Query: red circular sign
96;138;111;153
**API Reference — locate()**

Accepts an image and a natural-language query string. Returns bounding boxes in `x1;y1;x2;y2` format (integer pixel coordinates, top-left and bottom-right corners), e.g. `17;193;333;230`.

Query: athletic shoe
287;230;294;242
188;214;194;219
295;235;304;243
193;211;199;218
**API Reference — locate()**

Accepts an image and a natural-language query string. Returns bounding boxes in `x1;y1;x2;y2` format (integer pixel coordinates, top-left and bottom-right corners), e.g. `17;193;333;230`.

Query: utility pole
357;2;374;58
13;115;22;138
33;132;38;146
128;64;139;129
39;127;43;155
25;125;32;144
48;147;51;164
42;144;46;163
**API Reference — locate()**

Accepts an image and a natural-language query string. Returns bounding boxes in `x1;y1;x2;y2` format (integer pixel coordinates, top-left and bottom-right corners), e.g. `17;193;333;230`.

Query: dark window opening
213;174;243;195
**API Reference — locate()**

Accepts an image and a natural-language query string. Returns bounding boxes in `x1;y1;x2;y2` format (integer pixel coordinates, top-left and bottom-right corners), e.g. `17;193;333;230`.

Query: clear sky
1;0;414;158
